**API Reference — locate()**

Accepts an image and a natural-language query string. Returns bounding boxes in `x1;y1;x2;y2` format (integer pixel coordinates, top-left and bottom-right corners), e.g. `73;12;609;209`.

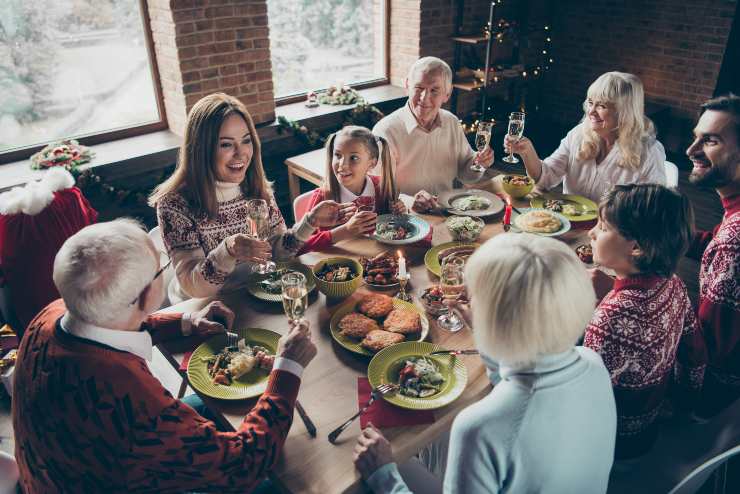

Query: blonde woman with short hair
149;93;352;303
353;234;617;494
505;71;666;202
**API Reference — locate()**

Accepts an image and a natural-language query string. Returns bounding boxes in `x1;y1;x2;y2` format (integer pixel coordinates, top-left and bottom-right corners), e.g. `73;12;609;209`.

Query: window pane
0;0;160;154
267;0;386;98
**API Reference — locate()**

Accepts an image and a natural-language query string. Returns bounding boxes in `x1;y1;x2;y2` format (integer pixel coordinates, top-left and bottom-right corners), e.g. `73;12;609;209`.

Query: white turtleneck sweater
156;181;315;303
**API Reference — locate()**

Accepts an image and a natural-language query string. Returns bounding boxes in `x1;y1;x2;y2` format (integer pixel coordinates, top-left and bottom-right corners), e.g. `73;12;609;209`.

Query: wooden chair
293;190;315;222
148;226;174;309
668;444;740;494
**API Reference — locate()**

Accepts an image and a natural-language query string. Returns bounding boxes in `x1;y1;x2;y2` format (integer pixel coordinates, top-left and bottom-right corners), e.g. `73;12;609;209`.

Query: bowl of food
502;174;535;198
312;257;363;299
445;216;484;242
575;244;593;264
420;285;447;316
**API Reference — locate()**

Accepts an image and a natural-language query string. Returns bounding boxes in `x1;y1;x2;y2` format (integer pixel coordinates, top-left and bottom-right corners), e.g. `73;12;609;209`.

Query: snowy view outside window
0;0;160;154
267;0;386;98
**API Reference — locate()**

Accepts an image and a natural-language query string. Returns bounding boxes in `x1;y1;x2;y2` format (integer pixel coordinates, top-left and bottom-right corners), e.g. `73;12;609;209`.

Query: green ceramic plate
329;298;429;356
187;328;281;400
368;341;468;410
530;193;598;222
245;261;316;302
424;241;480;277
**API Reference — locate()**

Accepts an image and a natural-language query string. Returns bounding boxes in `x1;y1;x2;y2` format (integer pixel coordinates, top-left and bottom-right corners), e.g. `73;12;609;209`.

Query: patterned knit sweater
688;193;740;416
157;182;315;303
13;300;300;493
584;274;707;458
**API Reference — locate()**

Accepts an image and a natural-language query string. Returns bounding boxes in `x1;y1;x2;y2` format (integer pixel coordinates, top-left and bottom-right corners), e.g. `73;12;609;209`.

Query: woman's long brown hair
149;93;272;218
322;126;396;213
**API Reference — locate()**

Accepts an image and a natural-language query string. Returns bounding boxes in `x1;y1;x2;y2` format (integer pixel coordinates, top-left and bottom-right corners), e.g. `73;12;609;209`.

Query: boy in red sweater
584;184;707;459
12;219;317;493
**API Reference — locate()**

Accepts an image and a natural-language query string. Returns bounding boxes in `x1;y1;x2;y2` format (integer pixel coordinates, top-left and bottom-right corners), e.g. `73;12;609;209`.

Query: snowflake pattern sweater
584;274;707;458
12;300;300;493
688;193;740;415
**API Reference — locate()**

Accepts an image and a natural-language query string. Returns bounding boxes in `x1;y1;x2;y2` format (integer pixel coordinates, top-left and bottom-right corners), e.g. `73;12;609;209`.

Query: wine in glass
471;121;493;172
246;199;276;274
281;272;308;323
503;112;526;164
437;256;466;332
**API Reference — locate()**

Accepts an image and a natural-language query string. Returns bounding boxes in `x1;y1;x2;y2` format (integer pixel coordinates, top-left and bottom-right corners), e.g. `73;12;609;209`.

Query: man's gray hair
408;56;453;92
53;218;157;326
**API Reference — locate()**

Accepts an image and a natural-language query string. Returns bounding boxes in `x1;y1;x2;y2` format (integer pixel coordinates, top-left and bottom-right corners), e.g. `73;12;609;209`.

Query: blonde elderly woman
373;57;494;212
150;93;352;303
354;234;617;494
505;71;666;202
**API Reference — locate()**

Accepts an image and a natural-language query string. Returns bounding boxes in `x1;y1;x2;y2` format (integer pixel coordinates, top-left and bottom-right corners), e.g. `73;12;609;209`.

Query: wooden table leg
287;167;301;202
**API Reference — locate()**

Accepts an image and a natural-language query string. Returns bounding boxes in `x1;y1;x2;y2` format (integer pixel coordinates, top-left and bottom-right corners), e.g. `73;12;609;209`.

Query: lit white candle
398;251;406;278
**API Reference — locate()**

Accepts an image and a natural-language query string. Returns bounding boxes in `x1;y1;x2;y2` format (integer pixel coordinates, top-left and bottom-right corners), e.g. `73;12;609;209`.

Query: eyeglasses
130;257;172;305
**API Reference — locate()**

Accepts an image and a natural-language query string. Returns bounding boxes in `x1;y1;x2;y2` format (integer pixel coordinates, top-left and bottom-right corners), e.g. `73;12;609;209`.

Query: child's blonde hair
322;126;396;213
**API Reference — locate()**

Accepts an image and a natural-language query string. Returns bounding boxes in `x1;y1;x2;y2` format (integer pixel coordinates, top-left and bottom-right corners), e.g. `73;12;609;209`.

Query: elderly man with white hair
353;234;617;493
373;56;494;212
12;218;317;493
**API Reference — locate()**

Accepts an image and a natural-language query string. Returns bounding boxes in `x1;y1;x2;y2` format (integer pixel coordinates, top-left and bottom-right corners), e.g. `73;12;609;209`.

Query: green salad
451;195;490;211
398;357;445;398
445;216;484;242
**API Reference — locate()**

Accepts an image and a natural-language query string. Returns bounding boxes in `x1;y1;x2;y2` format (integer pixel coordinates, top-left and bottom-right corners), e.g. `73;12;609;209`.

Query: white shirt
373;103;484;196
539;124;667;202
339;176;375;204
60;312;303;378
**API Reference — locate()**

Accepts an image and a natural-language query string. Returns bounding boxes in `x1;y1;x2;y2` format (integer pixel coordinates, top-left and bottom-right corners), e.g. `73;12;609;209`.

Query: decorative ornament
29;139;94;170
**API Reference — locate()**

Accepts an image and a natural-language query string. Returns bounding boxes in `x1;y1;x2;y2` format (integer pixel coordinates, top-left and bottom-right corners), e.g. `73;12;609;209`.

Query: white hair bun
0;167;76;216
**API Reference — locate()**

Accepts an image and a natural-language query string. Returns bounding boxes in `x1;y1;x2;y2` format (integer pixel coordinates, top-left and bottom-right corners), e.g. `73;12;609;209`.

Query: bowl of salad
502;174;535;198
312;257;363;299
445;216;484;242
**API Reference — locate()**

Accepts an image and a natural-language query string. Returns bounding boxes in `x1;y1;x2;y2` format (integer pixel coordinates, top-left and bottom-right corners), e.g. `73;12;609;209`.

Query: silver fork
328;383;397;444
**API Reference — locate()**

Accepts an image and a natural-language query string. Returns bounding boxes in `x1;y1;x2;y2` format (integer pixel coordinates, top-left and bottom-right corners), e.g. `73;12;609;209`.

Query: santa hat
0;168;76;216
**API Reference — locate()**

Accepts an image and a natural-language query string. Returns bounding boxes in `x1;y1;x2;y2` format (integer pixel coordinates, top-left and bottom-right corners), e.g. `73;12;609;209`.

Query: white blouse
538;124;667;202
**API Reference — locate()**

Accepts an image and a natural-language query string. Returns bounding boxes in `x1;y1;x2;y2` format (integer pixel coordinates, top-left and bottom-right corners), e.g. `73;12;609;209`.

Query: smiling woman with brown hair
149;93;352;303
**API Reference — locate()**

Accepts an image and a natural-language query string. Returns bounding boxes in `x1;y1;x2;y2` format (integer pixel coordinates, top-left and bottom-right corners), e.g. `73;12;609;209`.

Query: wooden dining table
156;175;592;493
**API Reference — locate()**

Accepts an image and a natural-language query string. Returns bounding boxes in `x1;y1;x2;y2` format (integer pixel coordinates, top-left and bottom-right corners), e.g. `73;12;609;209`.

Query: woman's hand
412;190;440;213
353;423;394;480
307;200;355;228
226;234;272;263
474;146;494;168
344;210;378;236
390;199;407;215
503;135;535;157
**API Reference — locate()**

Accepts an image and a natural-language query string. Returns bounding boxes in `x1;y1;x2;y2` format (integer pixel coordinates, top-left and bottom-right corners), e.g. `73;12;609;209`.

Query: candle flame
397;250;403;258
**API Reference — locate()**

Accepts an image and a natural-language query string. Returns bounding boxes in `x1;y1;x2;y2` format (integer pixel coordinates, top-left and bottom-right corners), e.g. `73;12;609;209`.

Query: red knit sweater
12;300;300;493
687;193;740;416
584;274;707;459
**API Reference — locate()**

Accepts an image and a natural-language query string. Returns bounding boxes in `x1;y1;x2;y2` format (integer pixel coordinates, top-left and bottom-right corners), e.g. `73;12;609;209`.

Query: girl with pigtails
298;126;406;253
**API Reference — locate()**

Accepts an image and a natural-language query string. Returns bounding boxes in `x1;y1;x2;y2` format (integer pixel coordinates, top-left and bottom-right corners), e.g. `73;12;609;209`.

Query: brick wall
543;0;735;131
146;0;276;136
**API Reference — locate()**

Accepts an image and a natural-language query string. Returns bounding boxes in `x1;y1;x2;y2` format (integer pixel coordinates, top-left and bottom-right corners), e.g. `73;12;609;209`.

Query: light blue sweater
367;347;617;494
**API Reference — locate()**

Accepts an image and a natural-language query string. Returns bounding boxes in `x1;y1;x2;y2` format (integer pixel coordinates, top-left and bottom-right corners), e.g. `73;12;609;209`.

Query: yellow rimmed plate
245;261;316;302
368;341;468;410
530;193;598;222
329;298;429;356
187;328;281;400
424;241;480;277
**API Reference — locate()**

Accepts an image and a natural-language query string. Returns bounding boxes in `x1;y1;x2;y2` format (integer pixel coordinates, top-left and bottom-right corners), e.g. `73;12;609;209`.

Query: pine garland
276;102;386;147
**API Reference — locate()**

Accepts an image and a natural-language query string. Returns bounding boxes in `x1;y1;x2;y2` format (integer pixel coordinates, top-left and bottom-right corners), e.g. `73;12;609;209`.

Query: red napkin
357;377;435;428
179;352;193;373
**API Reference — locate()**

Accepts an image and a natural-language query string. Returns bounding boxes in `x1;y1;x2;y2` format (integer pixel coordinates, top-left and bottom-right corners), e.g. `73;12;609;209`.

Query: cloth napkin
357;377;435;428
179;352;193;373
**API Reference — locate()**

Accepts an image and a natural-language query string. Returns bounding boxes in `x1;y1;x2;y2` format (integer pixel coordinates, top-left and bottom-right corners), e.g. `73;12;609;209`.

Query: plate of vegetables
530;193;598;222
367;341;468;410
373;214;431;245
245;261;316;302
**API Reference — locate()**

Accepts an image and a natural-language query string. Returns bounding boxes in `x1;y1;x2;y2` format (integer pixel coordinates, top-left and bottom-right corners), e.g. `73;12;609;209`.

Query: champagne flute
503;112;525;164
246;199;276;274
471;121;493;172
281;272;308;323
437;256;466;332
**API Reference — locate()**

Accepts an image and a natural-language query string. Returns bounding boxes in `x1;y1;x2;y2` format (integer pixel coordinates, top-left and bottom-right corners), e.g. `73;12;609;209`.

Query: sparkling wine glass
246;199;276;274
503;112;525;164
281;272;308;323
437;256;466;332
471;121;493;172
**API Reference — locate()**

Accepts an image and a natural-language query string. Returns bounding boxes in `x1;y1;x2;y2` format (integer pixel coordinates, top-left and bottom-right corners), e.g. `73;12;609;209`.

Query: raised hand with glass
281;272;308;323
246;199;277;274
471;121;493;172
503;112;526;164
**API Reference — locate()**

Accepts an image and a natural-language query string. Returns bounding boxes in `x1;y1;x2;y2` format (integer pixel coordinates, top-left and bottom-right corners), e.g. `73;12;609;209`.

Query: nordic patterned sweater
687;193;740;416
156;181;315;303
584;274;707;458
12;299;300;493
